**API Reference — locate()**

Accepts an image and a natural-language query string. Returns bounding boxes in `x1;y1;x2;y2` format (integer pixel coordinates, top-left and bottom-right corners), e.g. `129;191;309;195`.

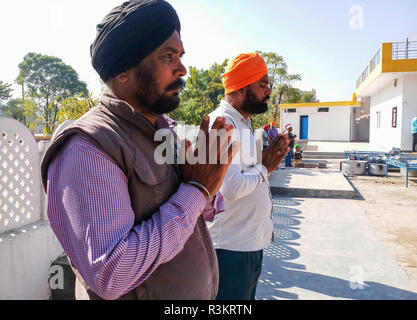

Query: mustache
166;78;186;91
263;95;270;103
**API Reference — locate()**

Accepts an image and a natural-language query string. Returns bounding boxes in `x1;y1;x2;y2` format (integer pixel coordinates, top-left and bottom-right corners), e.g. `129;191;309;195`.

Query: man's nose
266;86;272;95
176;60;187;77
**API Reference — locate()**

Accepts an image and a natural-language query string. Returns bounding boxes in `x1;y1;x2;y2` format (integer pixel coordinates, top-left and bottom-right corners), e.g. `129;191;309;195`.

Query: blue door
300;116;309;140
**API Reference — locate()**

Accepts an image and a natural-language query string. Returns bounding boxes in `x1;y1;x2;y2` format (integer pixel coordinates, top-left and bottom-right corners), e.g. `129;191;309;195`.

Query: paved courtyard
256;165;417;300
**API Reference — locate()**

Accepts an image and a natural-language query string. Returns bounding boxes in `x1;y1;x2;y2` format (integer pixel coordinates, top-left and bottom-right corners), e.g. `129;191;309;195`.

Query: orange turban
222;53;268;95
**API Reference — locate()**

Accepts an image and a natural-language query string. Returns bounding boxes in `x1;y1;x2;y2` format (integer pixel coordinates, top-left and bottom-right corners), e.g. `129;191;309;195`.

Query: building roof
280;94;362;109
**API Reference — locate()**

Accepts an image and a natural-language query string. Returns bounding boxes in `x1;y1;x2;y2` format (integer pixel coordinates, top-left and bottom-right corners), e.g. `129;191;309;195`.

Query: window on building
376;111;381;129
287;108;296;113
392;107;397;128
318;108;329;112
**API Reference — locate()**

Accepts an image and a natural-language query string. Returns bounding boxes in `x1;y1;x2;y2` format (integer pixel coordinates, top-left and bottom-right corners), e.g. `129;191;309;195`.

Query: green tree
283;88;318;104
299;89;318;103
256;51;302;125
0;81;13;117
1;99;24;121
1;98;37;130
168;54;317;130
251;113;270;130
56;94;98;125
16;52;88;134
170;60;228;125
0;81;13;102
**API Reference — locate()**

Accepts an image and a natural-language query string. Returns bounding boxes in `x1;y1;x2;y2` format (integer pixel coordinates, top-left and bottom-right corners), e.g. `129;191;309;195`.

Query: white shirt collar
219;100;252;128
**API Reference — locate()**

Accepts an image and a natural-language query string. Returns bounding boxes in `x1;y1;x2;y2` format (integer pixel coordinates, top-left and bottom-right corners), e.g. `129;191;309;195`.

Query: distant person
412;116;417;152
207;53;291;300
294;144;303;160
284;123;296;167
268;121;279;140
262;124;272;149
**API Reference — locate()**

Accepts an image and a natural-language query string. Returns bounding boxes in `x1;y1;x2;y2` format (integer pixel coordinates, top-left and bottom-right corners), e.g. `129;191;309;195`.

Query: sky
1;0;416;102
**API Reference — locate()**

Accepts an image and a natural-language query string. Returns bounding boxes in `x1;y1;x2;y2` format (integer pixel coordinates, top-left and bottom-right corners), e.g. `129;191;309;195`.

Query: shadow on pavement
256;198;417;300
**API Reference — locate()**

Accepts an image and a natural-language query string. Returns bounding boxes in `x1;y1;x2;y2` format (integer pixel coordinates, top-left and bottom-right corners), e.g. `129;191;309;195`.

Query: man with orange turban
268;121;279;140
207;53;291;300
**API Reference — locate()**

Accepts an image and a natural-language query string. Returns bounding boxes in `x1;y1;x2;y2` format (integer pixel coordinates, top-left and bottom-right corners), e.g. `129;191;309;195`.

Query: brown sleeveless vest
41;92;218;300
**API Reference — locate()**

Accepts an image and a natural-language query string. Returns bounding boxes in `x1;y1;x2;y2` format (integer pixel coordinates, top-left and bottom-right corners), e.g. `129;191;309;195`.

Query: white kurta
207;100;273;252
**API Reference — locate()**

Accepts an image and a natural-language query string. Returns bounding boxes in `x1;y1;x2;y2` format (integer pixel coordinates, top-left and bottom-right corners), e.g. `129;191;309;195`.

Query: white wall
0;118;63;300
281;107;353;141
401;74;417;150
369;78;403;151
368;73;417;151
0;221;63;299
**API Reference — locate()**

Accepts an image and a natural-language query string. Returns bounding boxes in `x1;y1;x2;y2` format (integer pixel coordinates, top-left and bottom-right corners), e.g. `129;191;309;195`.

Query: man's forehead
159;31;185;54
260;75;270;84
247;74;269;89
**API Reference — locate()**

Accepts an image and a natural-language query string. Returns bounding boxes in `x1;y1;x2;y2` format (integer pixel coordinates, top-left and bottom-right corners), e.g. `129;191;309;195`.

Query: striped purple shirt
46;119;223;300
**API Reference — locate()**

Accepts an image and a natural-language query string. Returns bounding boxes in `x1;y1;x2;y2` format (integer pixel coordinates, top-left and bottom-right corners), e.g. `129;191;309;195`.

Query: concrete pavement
255;167;417;300
302;141;375;152
269;167;355;199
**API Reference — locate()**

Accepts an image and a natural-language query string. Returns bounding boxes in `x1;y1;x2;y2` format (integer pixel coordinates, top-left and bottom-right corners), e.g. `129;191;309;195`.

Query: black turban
91;0;181;82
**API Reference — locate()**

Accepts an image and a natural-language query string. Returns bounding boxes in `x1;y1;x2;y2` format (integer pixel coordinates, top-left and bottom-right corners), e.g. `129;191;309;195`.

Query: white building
355;38;417;151
280;95;364;142
279;37;417;150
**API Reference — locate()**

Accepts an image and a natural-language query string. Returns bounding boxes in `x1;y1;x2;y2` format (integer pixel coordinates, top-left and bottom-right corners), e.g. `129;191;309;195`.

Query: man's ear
114;71;129;84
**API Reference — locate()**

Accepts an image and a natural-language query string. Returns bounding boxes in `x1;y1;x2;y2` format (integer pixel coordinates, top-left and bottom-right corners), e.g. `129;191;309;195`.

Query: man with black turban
41;0;238;300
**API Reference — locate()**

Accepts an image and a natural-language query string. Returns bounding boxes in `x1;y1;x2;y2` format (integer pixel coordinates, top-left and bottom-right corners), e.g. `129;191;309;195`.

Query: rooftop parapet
355;40;417;97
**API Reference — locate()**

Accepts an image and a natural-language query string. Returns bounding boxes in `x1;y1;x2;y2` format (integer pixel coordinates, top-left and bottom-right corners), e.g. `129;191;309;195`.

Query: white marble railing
0;117;63;300
0;118;42;234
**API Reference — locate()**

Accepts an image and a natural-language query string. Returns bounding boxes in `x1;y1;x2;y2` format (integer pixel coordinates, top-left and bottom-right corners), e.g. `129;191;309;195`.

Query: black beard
241;89;269;115
140;93;181;115
134;64;185;115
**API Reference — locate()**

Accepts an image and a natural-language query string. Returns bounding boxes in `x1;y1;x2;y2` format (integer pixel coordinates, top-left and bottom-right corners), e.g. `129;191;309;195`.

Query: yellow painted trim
355;43;417;96
382;43;417;73
381;43;393;67
280;101;362;108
